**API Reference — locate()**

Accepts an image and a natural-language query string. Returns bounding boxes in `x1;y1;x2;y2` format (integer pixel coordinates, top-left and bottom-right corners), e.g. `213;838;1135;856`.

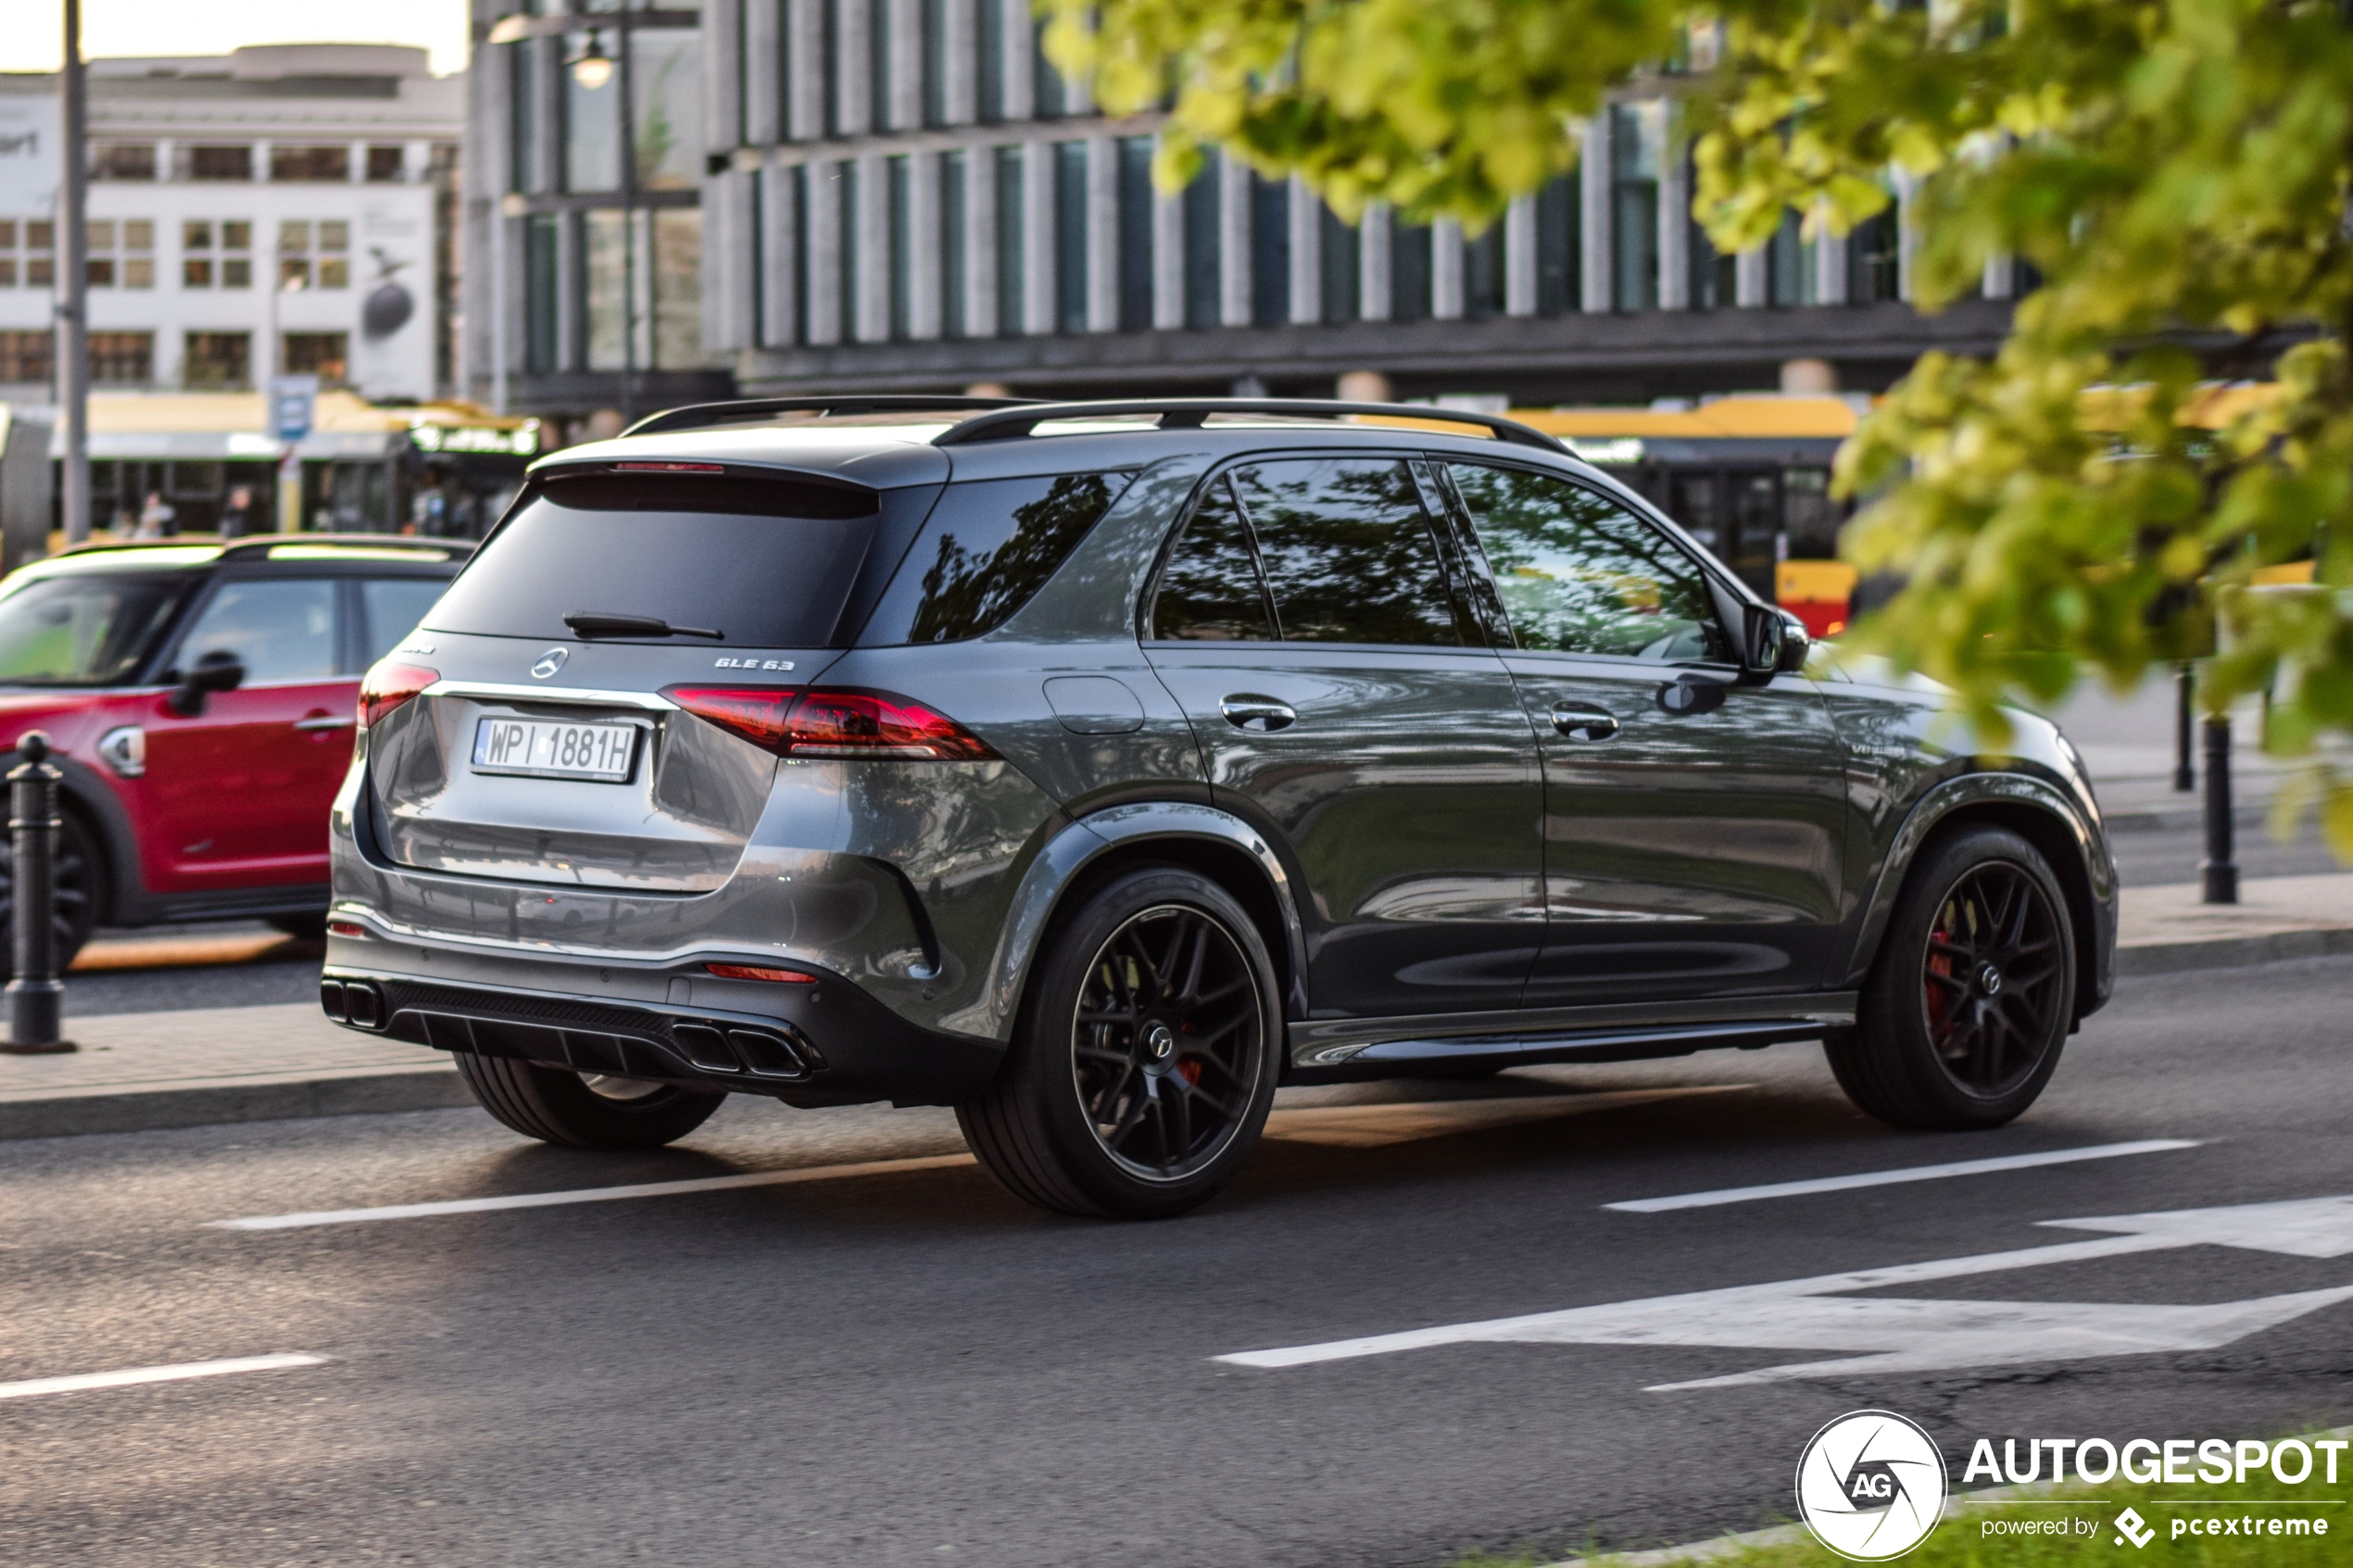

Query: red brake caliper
1925;918;1955;1042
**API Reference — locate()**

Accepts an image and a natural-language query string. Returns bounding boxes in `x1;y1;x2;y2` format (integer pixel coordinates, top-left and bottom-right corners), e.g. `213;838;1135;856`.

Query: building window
91;143;157;181
0;220;15;287
1611;104;1662;311
1689;177;1738;309
524;214;560;373
23;220;55;287
283;332;348;384
887;154;912;340
871;0;894;131
1054;141;1088;333
280;220;311;289
84;220;115;287
1115;137;1153;332
319;221;350;288
821;0;841;135
1392;219;1431;322
1535;174;1579;315
182;331;251;388
566;31;622;192
89;332;154;384
184;144;254;182
994;144;1024;336
1250;172;1289;327
1465;221;1504;320
1182;154;1220;329
1768;211;1816;307
1034;26;1067;119
1849;205;1899;304
366;145;407;182
509;41;538;194
272;144;351;182
652;207;704;367
976;0;1004;123
922;0;948;128
182;220;252;288
940;148;967;337
585;209;632;369
0;331;54;383
123;220;154;287
1319;205;1358;324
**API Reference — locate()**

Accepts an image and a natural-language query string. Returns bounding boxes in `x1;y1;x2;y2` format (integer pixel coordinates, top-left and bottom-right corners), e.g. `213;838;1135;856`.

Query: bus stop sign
269;375;319;444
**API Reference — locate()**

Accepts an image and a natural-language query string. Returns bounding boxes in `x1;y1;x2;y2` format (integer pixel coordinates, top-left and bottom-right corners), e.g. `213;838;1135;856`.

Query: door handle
1549;704;1620;743
294;715;358;733
1219;695;1297;733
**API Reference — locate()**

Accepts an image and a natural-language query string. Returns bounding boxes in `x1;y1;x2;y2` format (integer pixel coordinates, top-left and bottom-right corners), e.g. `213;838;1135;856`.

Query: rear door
1143;455;1543;1019
1439;460;1847;1007
143;573;352;887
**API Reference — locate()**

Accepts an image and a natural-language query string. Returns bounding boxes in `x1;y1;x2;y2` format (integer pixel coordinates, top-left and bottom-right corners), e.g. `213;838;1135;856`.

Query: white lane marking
212;1152;977;1232
1604;1138;2202;1213
0;1353;328;1401
1216;1192;2353;1387
1264;1085;1749;1148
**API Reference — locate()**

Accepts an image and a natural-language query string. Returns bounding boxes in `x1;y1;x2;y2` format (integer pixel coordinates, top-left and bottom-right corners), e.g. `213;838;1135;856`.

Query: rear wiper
561;611;724;640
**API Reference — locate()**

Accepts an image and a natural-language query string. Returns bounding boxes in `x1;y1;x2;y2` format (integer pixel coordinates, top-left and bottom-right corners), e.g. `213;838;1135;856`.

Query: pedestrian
135;491;175;538
219;485;256;539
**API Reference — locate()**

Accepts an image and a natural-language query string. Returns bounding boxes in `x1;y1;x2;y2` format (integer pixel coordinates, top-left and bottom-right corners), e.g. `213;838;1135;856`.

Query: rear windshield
858;471;1133;645
0;572;193;686
423;474;880;646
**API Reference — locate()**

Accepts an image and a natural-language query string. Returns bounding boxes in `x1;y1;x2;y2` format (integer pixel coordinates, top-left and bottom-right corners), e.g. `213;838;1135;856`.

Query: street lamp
570;31;612;91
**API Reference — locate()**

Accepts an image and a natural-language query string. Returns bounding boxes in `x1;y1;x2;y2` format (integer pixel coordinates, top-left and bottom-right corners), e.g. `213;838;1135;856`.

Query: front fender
936;800;1311;1043
1842;770;2117;1012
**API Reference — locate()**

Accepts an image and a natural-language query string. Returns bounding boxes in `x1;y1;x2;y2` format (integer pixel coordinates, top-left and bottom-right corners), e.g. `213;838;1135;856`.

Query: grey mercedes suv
321;396;2115;1219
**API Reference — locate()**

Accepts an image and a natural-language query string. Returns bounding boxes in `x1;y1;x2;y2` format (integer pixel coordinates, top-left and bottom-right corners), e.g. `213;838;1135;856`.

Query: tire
1827;825;2077;1130
957;867;1281;1220
453;1052;726;1149
0;811;98;980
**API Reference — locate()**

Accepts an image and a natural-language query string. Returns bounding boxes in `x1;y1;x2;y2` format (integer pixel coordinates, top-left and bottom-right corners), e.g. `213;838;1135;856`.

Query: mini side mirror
169;649;245;717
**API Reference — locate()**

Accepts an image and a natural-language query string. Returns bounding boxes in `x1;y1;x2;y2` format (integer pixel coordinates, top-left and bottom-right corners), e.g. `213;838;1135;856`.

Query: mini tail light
661;685;998;762
327;920;368;939
358;661;439;730
705;962;818;984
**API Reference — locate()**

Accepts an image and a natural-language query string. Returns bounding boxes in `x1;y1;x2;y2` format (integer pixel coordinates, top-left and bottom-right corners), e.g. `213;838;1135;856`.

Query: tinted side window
1150;476;1275;642
1229;458;1460;646
179;578;340;683
1448;464;1729;662
862;471;1135;645
359;577;449;666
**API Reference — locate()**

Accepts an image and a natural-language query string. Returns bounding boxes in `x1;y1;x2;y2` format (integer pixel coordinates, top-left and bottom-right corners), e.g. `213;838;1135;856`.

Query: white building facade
0;44;462;407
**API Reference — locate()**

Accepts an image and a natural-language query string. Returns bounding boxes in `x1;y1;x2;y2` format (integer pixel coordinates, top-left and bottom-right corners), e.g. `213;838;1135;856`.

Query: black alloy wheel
1827;825;2078;1130
1072;904;1263;1182
0;812;98;980
959;867;1280;1219
1919;861;2067;1097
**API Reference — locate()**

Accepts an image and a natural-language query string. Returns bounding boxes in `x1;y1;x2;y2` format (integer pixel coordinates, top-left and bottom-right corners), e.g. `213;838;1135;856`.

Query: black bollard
4;731;74;1054
2199;713;2237;906
2173;663;2196;792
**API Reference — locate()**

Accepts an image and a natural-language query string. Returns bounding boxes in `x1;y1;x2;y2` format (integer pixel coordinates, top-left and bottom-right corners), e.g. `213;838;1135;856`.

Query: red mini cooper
0;536;467;969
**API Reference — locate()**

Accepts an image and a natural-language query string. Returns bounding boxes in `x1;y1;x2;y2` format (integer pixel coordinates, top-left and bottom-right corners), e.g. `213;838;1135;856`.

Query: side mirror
169;649;245;717
1775;609;1811;674
1740;604;1787;678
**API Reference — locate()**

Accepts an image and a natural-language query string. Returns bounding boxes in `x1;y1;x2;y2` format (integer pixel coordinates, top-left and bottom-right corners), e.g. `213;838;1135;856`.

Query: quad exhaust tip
319;978;384;1030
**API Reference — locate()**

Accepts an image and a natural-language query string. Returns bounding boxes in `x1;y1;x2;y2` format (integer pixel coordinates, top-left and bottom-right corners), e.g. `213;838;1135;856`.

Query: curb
2115;927;2353;978
0;1066;472;1142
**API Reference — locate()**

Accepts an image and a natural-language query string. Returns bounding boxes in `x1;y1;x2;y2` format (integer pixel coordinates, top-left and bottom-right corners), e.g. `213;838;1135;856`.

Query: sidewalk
5;874;2350;1141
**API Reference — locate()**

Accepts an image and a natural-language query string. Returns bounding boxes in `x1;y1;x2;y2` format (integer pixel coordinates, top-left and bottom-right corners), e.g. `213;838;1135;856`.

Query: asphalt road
6;947;2350;1567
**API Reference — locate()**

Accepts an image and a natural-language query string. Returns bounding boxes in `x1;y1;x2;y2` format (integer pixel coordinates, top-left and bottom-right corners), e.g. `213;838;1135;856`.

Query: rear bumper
320;940;1004;1108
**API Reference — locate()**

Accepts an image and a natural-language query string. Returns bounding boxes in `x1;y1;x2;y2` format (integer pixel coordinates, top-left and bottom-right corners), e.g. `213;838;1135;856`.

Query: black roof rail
622;395;1046;439
929;397;1569;454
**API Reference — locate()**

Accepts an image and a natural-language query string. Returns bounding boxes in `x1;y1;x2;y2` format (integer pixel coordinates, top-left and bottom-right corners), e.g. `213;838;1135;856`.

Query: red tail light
705;962;818;984
662;685;998;761
359;661;439;730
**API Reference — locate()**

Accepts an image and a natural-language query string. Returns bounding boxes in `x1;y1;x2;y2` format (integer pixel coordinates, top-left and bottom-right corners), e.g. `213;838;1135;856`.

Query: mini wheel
1828;825;2077;1130
958;867;1280;1219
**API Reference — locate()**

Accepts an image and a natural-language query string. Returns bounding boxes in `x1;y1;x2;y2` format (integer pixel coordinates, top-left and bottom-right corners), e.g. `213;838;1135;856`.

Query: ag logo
1794;1410;1947;1561
531;647;568;679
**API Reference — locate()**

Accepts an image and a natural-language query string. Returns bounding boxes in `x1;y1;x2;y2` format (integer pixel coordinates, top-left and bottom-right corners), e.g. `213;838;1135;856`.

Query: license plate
470;717;638;782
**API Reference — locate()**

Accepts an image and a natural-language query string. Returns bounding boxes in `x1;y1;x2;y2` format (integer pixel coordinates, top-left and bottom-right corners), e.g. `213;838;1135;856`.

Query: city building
0;44;466;533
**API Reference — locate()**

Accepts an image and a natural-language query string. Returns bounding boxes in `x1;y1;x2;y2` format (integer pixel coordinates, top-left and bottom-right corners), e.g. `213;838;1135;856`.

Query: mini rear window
858;471;1134;645
423;473;882;647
